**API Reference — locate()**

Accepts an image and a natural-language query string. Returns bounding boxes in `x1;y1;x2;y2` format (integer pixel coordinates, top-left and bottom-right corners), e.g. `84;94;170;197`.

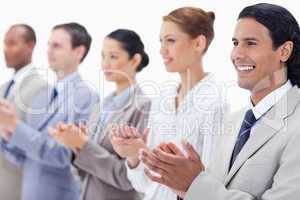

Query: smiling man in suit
138;3;300;200
0;23;99;200
0;24;48;200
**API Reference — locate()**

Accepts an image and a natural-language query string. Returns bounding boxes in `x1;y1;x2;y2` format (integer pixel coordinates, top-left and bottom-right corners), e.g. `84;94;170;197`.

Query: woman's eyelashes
160;37;176;44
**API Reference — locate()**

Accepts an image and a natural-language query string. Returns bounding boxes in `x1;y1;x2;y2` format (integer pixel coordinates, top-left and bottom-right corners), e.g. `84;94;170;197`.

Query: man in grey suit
0;24;48;200
0;23;99;200
137;3;300;200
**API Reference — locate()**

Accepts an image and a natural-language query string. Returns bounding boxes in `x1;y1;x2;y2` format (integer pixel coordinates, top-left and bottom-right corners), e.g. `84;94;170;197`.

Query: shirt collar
12;63;35;84
251;80;293;119
55;71;80;94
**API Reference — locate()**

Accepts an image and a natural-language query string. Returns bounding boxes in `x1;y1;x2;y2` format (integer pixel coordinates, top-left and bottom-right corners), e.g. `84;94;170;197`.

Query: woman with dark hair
49;29;151;200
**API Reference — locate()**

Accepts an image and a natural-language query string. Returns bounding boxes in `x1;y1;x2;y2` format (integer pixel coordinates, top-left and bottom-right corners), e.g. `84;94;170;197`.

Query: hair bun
138;51;149;72
207;11;215;21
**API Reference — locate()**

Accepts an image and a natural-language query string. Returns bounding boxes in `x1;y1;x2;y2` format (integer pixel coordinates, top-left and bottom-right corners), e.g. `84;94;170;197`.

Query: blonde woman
111;7;225;200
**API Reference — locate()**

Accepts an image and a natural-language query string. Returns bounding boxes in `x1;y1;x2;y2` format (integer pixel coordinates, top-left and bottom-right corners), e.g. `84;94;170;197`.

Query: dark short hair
53;22;92;63
11;24;36;44
238;3;300;87
107;29;149;72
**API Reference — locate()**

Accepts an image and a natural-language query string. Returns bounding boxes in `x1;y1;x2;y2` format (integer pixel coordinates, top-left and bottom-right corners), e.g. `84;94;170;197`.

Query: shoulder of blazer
122;85;151;112
17;69;49;92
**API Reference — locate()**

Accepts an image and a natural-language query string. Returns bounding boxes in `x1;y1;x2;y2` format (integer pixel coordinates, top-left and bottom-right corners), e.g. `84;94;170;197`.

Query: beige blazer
0;68;48;200
74;86;151;200
186;86;300;200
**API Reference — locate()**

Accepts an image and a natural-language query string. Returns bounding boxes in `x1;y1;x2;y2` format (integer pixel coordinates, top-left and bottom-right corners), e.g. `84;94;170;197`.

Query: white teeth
237;66;254;71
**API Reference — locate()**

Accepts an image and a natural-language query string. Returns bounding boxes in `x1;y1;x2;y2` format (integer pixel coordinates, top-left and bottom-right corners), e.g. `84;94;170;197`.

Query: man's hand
0;128;13;141
140;140;205;194
49;122;88;150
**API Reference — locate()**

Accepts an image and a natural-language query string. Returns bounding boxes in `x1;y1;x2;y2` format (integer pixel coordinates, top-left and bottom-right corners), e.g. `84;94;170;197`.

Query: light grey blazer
74;86;151;200
0;68;48;200
186;86;300;200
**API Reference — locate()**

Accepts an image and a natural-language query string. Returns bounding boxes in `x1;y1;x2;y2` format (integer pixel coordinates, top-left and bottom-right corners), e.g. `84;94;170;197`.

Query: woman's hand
49;122;89;150
110;124;149;158
109;124;149;169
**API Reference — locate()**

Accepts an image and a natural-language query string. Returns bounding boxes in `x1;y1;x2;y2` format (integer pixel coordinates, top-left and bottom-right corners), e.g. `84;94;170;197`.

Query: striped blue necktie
229;109;257;171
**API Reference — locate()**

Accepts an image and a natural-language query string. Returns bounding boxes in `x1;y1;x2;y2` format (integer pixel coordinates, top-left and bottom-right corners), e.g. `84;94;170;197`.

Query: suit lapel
94;86;142;144
94;100;130;144
212;109;245;182
2;68;40;101
225;86;300;185
37;74;81;130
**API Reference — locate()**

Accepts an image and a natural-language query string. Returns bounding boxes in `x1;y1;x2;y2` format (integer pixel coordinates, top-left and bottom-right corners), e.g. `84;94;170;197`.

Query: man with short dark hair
0;22;99;200
0;24;47;200
139;3;300;200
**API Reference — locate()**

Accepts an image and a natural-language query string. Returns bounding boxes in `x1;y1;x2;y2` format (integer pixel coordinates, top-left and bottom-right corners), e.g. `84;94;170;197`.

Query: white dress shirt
252;80;293;119
126;73;226;200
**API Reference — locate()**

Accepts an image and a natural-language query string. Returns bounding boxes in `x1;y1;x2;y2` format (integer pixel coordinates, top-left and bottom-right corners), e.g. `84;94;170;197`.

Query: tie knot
50;88;58;103
244;109;257;127
53;88;58;98
9;79;15;86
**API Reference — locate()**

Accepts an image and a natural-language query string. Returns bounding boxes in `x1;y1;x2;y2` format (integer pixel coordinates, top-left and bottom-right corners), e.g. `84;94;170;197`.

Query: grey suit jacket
0;68;48;200
74;86;151;200
186;86;300;200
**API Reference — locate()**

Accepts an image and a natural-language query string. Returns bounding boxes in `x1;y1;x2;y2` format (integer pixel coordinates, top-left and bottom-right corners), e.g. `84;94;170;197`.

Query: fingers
182;140;200;161
0;102;15;116
166;142;184;156
157;142;172;154
152;148;185;165
130;127;139;138
142;128;149;143
79;122;87;134
110;124;119;137
0;105;10;114
144;167;174;190
119;125;127;138
111;136;132;145
139;148;170;174
124;126;133;138
57;121;67;131
118;125;139;139
48;127;59;138
144;168;165;185
0;100;10;108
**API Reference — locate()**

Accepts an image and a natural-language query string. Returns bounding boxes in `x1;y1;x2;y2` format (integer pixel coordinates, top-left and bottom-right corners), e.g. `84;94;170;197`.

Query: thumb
182;140;200;161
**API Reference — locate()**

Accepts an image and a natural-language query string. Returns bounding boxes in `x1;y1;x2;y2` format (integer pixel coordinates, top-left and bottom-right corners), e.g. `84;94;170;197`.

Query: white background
0;0;297;111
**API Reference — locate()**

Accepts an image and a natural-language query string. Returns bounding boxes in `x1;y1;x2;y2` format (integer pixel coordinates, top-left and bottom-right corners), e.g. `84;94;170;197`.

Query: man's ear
279;41;293;62
27;41;35;51
76;45;86;61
